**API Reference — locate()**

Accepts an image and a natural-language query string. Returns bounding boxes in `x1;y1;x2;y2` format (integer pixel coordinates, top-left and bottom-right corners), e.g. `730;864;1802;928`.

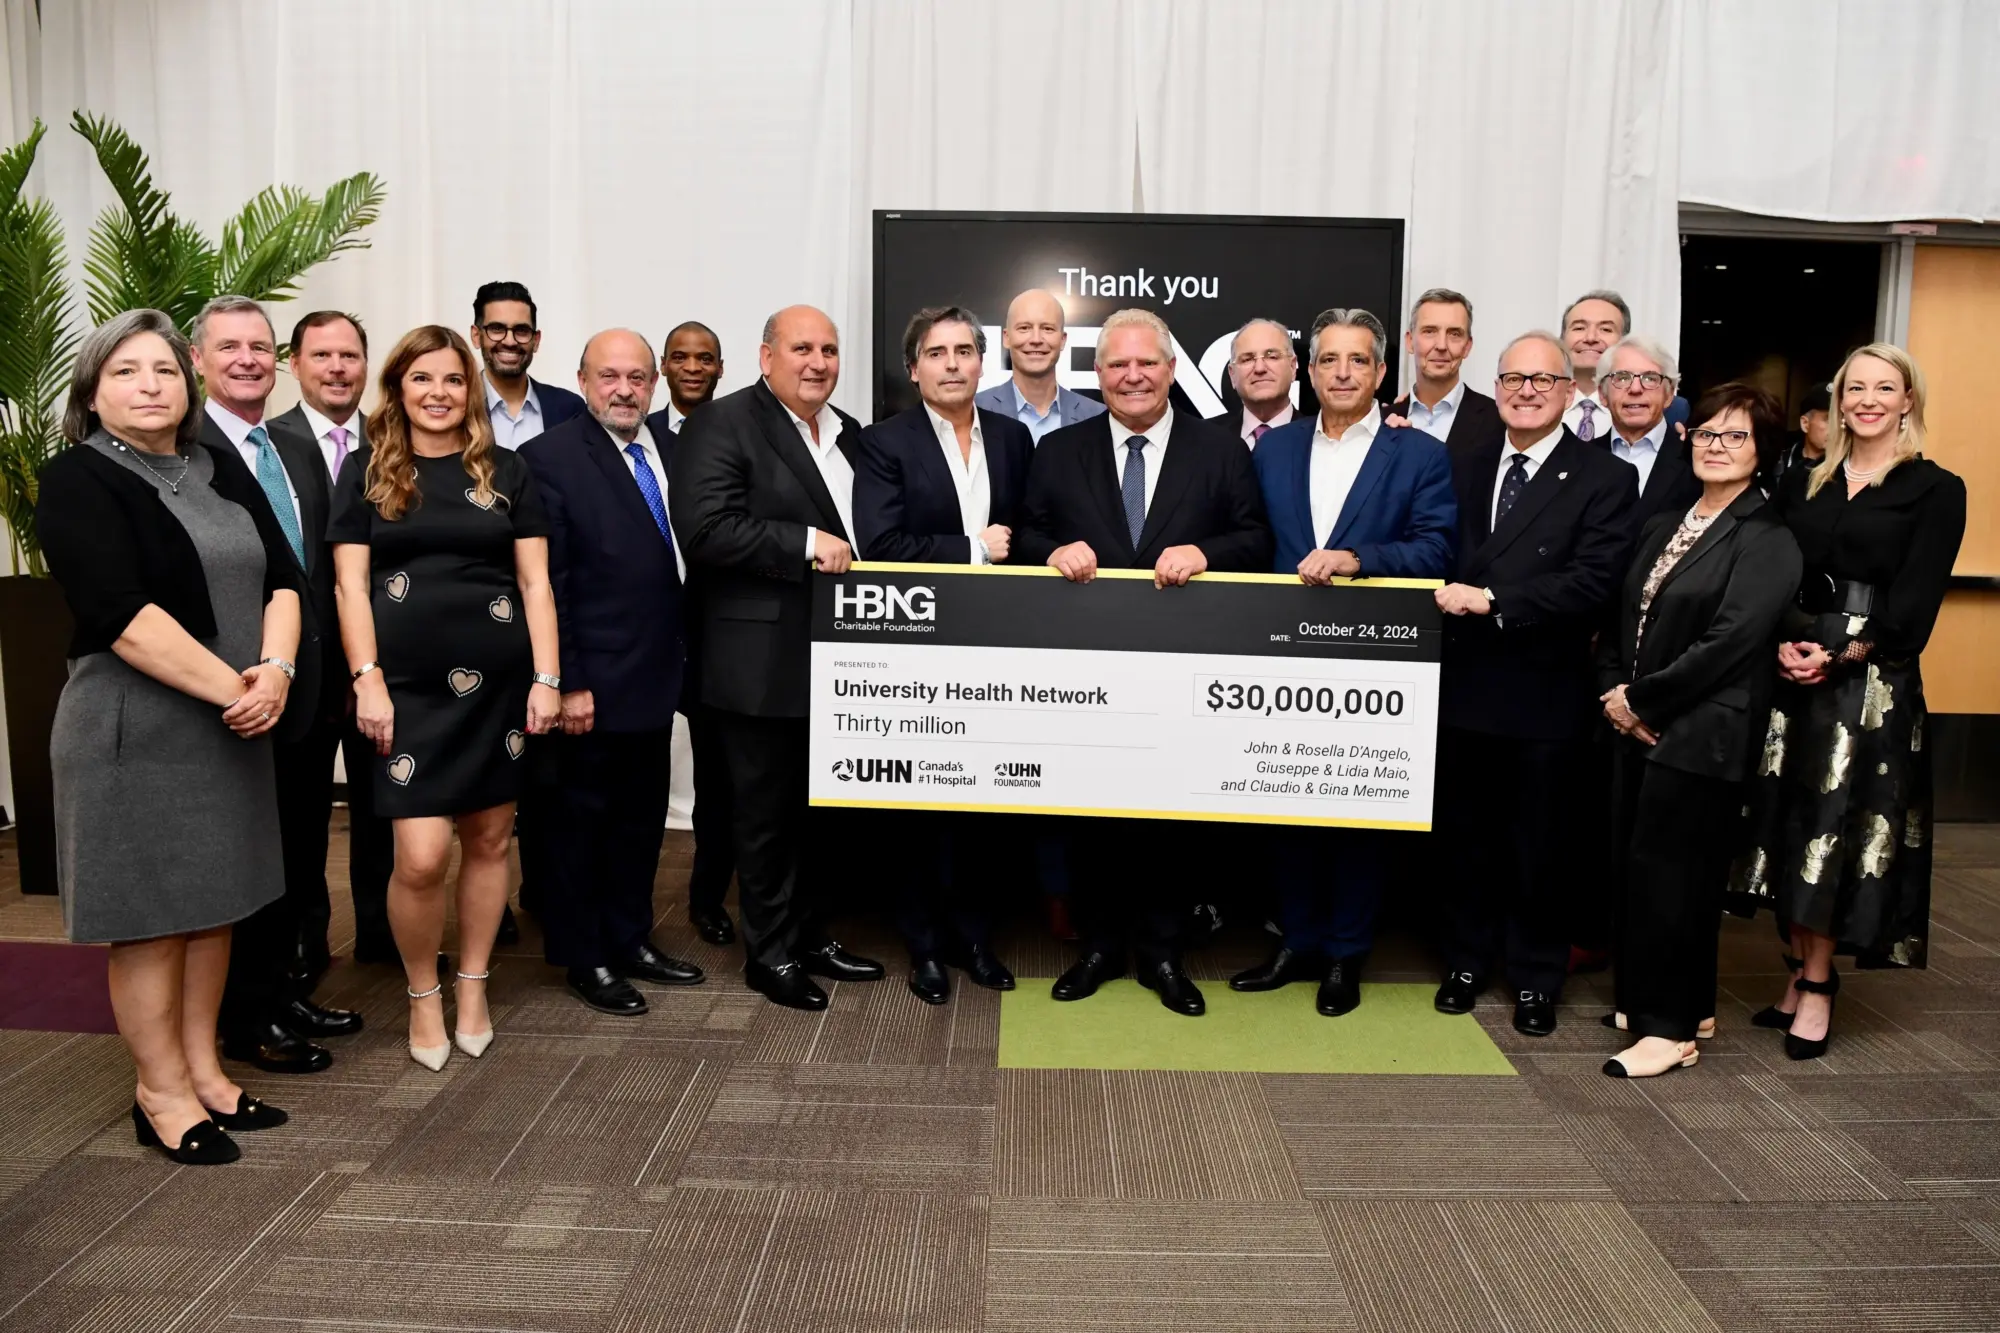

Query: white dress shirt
1563;390;1608;440
1310;405;1381;546
664;404;689;435
772;383;854;560
1404;379;1466;443
611;422;688;581
924;403;994;563
1608;416;1667;495
1108;406;1174;517
1491;426;1565;527
298;400;362;481
1239;401;1294;449
485;375;546;450
206;399;301;528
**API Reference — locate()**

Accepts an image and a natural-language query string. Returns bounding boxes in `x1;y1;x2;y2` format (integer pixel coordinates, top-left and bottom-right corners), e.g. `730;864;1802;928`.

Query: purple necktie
328;426;351;480
1575;400;1597;442
1251;422;1271;446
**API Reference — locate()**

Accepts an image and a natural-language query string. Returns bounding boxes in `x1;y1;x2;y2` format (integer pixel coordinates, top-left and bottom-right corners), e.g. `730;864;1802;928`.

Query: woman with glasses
1734;343;1965;1059
1595;384;1800;1077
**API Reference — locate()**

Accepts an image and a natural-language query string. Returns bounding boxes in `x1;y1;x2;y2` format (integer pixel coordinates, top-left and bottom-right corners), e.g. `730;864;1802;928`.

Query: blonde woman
1734;343;1965;1059
329;326;561;1069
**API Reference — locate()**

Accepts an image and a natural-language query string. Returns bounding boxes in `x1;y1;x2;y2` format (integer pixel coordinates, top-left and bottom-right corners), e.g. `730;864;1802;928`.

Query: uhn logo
835;584;936;621
995;763;1042;778
832;758;912;783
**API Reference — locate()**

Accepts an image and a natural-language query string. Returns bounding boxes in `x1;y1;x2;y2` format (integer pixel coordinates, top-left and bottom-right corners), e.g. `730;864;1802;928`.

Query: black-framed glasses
1601;370;1671;391
1497;371;1572;393
1689;428;1753;450
479;322;537;343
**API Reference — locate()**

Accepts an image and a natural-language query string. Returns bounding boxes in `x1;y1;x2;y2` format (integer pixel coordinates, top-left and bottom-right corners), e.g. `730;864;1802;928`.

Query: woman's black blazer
1594;487;1802;782
37;435;303;659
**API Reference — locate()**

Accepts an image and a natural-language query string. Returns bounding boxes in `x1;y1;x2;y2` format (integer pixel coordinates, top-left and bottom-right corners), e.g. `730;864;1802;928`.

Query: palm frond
0;170;75;575
72;111;218;324
0;119;47;210
214;171;386;305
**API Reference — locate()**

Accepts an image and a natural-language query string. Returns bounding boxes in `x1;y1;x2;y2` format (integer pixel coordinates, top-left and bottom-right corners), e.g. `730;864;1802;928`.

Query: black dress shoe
624;944;704;986
567;966;648;1015
132;1104;239;1165
1783;972;1840;1061
690;906;737;947
496;905;521;945
799;941;885;982
1513;990;1558;1037
222;1023;333;1074
1051;951;1125;1001
206;1092;288;1132
352;934;399;965
746;961;829;1011
1230;946;1318;992
1138;960;1206;1016
1316;958;1363;1017
958;944;1016;991
282;997;363;1039
908;957;950;1005
1434;971;1482;1015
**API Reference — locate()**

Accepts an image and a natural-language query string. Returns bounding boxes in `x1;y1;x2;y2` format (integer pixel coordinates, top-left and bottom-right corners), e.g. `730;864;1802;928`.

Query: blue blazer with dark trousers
853;407;1035;562
518;413;684;733
1252;417;1459;578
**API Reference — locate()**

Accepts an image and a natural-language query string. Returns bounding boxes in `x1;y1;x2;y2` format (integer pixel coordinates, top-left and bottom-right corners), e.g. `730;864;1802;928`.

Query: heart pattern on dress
387;754;415;785
386;571;409;602
488;595;513;623
448;668;483;697
464;488;496;511
505;730;526;760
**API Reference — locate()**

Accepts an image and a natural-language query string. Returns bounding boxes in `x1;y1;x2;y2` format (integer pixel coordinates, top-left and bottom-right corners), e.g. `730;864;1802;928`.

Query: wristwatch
533;672;562;690
259;657;296;679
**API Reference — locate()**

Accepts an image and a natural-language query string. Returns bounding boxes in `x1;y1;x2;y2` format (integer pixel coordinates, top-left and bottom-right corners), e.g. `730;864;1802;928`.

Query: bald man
974;288;1107;442
519;330;704;1016
668;306;887;1011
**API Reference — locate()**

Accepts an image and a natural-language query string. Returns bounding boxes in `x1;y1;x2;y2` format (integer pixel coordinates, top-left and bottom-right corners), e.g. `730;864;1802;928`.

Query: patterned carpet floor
2;819;1999;1331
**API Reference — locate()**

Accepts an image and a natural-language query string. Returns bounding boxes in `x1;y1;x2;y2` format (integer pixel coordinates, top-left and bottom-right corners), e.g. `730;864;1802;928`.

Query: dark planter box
0;575;74;894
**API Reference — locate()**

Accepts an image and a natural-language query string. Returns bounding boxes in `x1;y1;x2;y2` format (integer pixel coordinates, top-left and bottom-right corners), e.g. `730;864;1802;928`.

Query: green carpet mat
999;980;1517;1074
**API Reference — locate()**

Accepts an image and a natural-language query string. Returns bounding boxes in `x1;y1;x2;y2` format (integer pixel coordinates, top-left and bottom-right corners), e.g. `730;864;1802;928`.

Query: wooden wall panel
1924;592;2000;715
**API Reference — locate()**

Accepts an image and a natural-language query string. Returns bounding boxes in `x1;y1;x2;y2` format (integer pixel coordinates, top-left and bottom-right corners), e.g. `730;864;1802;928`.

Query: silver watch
533;672;562;690
260;657;296;679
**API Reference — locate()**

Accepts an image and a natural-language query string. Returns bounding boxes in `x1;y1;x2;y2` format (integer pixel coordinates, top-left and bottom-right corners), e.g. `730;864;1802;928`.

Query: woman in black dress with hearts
330;325;560;1070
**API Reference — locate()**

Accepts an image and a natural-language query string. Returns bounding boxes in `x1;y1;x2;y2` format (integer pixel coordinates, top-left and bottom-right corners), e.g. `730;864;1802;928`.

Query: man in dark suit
1431;330;1636;1037
1213;317;1300;448
1016;308;1273;1016
192;296;362;1074
520;330;705;1014
1600;336;1702;531
1233;308;1458;1015
1388;287;1503;456
852;305;1032;1003
973;288;1107;443
668;305;886;1011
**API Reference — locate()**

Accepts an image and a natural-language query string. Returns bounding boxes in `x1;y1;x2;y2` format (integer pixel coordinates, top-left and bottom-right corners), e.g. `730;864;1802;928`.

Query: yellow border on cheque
811;796;1429;832
847;561;1443;591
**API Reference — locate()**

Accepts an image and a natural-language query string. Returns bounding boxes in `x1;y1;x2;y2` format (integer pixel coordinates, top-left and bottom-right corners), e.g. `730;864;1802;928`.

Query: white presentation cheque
808;565;1443;830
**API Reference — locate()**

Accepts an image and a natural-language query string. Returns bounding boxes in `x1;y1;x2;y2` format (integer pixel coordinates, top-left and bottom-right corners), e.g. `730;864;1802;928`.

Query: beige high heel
453;970;494;1059
407;983;450;1071
1602;1011;1716;1039
1603;1037;1699;1078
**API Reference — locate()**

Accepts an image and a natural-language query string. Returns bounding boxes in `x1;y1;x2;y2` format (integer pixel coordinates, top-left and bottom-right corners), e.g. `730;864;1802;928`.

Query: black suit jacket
667;380;861;718
1616;427;1705;535
1015;411;1272;572
1594;488;1802;781
519;415;685;733
1389;385;1503;457
852;406;1033;562
1441;429;1637;740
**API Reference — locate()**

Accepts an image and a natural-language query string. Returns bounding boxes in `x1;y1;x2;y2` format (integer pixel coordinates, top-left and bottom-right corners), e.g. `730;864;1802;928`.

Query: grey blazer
974;380;1106;437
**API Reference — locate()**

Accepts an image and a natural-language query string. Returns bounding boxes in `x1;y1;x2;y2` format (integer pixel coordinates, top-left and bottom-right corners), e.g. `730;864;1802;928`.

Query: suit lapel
1641;429;1686;507
266;408;327;577
1134;420;1197;554
1650;491;1758;603
1459;435;1502;550
975;409;1010;511
1080;419;1134;558
1327;428;1396;550
1477;435;1578;565
1288;430;1314;548
752;382;847;537
908;411;961;517
585;418;667;538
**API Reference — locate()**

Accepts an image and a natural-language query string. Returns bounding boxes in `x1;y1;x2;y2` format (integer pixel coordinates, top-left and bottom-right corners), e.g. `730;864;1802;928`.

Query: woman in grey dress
37;310;305;1165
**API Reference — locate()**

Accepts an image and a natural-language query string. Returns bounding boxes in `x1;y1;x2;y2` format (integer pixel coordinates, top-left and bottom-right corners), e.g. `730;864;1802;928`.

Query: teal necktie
250;425;307;566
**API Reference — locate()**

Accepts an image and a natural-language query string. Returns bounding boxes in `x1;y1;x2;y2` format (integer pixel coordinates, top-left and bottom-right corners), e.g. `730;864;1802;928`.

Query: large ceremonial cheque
808;564;1443;830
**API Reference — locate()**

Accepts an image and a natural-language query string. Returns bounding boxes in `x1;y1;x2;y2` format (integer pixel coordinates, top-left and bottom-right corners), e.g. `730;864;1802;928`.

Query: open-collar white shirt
772;382;854;560
924;402;993;563
1311;405;1381;546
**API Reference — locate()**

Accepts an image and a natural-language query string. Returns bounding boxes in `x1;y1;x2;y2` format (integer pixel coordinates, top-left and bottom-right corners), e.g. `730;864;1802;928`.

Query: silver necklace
113;439;192;494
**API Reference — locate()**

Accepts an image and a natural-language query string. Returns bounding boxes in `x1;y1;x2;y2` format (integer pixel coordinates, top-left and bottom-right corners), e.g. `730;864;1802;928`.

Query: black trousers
685;704;736;917
1071;819;1189;966
1437;725;1581;997
341;716;395;950
539;726;671;969
1568;724;1621;953
1611;746;1737;1041
895;813;993;959
710;709;815;970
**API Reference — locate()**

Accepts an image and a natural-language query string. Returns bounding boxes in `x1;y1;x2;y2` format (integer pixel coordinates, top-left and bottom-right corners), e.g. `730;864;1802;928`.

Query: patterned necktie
1496;452;1531;525
327;426;350;481
1121;435;1149;546
625;443;679;577
1576;399;1597;442
1251;422;1272;445
249;425;306;565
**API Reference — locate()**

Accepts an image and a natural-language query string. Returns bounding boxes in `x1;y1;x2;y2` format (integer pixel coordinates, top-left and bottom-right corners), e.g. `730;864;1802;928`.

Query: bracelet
351;661;380;680
533;672;561;690
259;657;296;680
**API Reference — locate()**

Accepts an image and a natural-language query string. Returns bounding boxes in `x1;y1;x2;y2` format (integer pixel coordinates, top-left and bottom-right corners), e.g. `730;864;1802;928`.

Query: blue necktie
625;443;678;575
249;425;306;566
1121;435;1148;546
1496;452;1530;525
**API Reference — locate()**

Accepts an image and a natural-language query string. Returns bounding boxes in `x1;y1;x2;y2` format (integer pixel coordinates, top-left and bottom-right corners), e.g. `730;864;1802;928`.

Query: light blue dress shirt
1012;382;1064;443
485;375;546;451
1609;417;1667;494
1404;379;1466;443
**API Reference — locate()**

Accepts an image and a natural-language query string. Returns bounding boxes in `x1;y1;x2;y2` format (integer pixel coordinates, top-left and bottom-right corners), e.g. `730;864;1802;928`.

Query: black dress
328;448;549;818
1731;456;1966;964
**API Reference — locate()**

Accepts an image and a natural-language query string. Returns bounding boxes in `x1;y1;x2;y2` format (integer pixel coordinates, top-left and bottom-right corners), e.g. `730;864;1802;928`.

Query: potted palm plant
0;112;384;892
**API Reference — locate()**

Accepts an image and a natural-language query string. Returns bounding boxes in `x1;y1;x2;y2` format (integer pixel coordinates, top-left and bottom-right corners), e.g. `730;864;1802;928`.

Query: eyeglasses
1233;349;1292;367
1496;372;1572;393
1601;370;1671;391
1688;428;1754;450
479;322;537;344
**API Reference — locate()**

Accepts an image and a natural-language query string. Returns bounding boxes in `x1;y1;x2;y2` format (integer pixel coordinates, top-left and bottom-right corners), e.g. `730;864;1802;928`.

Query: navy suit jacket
852;406;1034;562
531;377;586;428
973;380;1106;436
1252;418;1458;578
518;413;684;733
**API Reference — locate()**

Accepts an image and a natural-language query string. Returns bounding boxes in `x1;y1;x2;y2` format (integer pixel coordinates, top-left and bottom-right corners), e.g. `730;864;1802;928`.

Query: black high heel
1751;954;1807;1030
206;1092;288;1131
1783;972;1841;1061
131;1103;241;1165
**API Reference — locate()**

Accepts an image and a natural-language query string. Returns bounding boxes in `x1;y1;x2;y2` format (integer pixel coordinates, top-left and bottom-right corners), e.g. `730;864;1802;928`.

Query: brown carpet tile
4;821;2000;1331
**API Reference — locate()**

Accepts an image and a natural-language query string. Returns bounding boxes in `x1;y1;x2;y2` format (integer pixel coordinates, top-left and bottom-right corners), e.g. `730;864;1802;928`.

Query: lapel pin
1558;471;1569;479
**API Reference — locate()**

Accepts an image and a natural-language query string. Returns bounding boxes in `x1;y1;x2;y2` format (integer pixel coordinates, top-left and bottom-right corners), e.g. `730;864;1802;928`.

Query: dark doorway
1678;235;1882;416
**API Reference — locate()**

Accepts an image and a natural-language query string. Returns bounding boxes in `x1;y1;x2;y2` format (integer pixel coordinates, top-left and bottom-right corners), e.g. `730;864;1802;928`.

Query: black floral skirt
1728;656;1933;966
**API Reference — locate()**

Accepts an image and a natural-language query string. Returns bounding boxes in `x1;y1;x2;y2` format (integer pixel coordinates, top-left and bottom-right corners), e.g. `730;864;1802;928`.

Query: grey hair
577;327;658;374
64;308;201;447
1560;288;1631;336
1496;330;1575;379
191;293;274;348
1604;334;1678;383
902;305;987;369
1306;307;1387;365
1408;287;1474;335
1094;308;1174;366
1229;317;1294;360
761;307;841;348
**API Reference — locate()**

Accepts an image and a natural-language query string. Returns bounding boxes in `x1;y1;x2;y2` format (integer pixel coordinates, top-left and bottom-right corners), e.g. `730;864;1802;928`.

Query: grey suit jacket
973;380;1106;437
